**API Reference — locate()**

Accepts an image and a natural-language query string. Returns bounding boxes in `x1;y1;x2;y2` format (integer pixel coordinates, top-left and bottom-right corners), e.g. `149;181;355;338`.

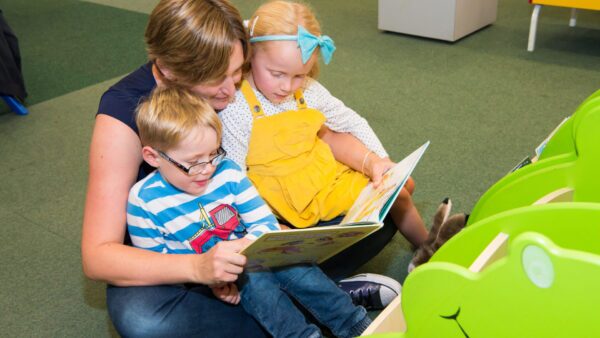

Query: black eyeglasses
158;147;227;176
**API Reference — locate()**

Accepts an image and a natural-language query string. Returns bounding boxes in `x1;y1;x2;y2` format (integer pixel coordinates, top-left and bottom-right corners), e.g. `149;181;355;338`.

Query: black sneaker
337;273;401;310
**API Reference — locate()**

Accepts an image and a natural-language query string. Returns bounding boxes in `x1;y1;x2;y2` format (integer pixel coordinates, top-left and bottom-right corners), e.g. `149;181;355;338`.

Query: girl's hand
366;155;395;189
210;283;241;305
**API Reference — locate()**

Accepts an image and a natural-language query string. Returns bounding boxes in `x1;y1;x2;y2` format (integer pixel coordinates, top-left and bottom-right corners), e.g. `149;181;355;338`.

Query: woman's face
188;41;245;111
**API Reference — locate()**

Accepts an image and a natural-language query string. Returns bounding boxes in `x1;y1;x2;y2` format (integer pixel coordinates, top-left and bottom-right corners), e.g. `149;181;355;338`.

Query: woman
81;0;398;336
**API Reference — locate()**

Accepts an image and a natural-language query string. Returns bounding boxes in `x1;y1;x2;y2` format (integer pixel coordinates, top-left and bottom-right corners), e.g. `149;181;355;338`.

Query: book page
241;223;382;271
341;141;430;224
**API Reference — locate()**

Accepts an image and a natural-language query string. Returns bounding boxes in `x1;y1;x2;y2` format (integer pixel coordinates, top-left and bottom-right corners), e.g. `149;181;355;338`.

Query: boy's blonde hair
250;1;322;78
136;87;222;151
145;0;250;86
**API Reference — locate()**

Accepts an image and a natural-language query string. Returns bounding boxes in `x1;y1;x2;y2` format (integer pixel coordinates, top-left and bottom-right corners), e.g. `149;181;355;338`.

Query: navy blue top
97;62;156;180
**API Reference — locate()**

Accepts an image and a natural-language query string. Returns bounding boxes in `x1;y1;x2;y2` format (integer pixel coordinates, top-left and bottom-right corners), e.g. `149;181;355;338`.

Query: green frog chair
468;89;600;224
365;202;600;337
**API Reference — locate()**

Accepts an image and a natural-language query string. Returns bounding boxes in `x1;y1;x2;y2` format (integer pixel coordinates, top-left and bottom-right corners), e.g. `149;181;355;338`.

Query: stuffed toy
408;198;468;272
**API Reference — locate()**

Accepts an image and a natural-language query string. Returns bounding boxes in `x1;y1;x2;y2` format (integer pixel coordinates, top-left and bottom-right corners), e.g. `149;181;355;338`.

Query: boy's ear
142;146;161;168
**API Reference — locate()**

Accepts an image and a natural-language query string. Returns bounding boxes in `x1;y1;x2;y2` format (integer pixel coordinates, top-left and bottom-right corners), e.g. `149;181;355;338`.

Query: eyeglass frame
157;147;227;176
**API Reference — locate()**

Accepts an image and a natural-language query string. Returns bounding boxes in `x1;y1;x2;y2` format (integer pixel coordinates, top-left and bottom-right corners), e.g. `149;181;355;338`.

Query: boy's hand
194;240;247;285
234;237;254;251
367;156;395;188
210;283;241;305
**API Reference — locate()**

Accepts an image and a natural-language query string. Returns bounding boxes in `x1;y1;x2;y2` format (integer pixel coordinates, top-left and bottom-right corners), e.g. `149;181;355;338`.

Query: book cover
342;141;430;224
242;141;430;270
509;156;533;173
534;116;570;158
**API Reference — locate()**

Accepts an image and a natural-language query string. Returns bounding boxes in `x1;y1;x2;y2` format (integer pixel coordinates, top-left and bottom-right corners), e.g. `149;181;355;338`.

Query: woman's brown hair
145;0;249;86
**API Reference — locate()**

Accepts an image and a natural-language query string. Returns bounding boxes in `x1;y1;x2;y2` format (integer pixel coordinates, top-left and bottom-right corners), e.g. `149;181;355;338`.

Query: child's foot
338;273;401;310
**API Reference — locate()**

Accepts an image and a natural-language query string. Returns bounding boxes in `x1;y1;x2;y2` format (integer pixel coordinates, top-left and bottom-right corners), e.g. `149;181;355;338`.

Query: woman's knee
107;286;176;337
107;284;267;338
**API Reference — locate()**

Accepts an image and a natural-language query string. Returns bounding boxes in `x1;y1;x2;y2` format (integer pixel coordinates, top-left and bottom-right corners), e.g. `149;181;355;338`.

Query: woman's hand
365;155;395;189
194;240;247;286
210;283;241;305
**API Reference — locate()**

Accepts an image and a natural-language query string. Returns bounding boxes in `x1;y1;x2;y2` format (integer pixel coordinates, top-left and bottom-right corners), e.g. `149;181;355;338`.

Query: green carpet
0;0;598;335
1;0;148;105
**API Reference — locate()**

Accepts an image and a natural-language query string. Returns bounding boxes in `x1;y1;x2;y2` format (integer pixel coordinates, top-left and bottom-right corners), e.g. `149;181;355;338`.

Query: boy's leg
275;264;372;338
107;284;267;338
239;271;322;338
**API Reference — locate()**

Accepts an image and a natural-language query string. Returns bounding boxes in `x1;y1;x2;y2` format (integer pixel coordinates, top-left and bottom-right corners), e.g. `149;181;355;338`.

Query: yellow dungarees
241;80;369;228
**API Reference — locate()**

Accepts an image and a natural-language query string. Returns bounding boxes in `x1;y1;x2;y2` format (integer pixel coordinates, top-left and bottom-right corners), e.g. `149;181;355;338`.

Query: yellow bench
528;0;600;51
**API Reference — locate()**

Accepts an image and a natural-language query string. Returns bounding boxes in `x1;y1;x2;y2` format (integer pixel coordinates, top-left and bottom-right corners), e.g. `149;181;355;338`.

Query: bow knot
297;25;336;65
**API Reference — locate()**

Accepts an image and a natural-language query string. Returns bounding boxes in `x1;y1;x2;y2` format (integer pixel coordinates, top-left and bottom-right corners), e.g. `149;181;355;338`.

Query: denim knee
107;284;267;338
107;285;174;338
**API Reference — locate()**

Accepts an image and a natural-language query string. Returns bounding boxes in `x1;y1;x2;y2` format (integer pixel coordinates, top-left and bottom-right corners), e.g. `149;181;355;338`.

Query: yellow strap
294;89;307;109
241;80;264;118
242;79;307;115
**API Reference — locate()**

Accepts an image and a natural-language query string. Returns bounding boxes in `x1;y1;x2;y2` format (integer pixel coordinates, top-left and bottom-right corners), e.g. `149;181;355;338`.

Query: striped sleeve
227;165;279;240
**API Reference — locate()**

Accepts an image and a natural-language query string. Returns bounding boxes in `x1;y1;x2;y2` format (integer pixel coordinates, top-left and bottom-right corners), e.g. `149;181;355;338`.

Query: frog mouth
440;307;470;338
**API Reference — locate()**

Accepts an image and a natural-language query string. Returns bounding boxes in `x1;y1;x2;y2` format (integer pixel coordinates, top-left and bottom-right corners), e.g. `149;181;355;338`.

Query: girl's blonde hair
249;1;322;78
136;87;222;151
145;0;249;86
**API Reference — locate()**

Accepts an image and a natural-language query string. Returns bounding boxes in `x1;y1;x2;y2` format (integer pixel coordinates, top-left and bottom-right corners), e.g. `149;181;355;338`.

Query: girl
219;1;429;247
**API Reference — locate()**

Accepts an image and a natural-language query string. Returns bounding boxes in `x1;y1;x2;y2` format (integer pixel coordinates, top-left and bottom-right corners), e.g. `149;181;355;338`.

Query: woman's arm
81;115;246;286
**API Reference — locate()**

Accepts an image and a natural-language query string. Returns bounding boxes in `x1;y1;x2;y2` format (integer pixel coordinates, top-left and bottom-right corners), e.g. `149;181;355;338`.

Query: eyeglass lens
188;152;225;175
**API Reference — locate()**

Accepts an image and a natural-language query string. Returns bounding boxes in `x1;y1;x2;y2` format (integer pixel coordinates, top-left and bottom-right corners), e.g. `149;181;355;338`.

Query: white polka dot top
219;78;388;170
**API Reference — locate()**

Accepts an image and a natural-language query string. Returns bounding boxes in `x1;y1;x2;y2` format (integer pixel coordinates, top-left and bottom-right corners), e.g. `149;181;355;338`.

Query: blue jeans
240;264;371;338
107;216;395;337
107;284;267;338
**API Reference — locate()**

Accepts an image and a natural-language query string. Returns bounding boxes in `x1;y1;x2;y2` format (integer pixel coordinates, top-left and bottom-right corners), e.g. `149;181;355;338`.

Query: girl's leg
389;177;428;248
107;284;267;338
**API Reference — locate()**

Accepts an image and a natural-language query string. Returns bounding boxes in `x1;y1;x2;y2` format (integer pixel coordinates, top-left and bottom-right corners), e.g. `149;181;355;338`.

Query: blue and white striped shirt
127;159;280;254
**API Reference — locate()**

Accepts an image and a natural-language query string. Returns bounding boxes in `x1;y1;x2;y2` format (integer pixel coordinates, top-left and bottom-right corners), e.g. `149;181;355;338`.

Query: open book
509;116;570;173
242;141;430;271
533;116;570;159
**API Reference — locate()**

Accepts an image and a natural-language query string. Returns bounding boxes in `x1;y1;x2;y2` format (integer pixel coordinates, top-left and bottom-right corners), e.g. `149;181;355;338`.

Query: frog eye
522;245;554;288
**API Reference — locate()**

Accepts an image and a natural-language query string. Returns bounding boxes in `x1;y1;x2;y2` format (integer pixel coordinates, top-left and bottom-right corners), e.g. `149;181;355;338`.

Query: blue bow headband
250;25;336;65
